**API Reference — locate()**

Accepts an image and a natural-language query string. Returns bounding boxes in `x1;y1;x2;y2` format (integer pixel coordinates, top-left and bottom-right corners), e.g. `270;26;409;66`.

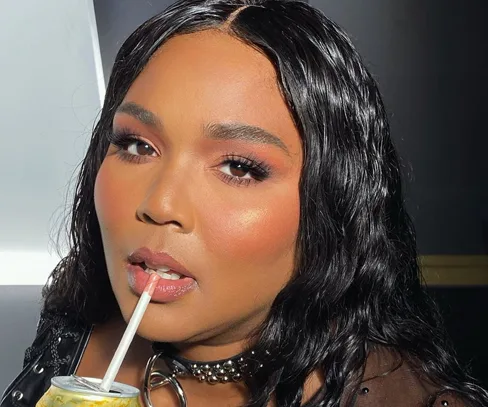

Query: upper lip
128;247;195;279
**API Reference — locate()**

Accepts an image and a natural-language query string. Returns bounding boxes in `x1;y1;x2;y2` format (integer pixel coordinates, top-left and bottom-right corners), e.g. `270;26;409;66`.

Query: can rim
51;376;140;398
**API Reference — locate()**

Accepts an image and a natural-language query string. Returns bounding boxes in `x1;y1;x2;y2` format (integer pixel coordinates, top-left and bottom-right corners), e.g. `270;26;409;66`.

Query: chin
115;290;203;343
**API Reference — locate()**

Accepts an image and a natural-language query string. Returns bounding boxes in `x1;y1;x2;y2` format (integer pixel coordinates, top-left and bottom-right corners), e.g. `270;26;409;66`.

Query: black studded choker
143;344;265;407
161;349;263;384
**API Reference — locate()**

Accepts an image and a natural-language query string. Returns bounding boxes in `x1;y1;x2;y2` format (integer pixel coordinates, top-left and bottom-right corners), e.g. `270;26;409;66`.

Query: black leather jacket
0;311;92;407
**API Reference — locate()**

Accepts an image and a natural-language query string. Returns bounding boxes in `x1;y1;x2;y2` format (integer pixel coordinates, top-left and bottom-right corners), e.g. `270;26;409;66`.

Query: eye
216;154;271;186
107;129;158;163
125;140;157;157
220;162;254;179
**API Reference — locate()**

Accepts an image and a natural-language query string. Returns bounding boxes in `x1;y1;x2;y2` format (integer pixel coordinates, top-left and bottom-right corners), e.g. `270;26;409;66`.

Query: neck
171;338;251;362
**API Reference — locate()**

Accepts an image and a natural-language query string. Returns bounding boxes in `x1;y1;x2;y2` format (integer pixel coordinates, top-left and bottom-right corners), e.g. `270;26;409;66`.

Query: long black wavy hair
43;0;488;406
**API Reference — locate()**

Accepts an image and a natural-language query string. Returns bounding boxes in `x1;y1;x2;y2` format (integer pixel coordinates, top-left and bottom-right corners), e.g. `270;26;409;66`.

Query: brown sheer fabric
350;347;468;407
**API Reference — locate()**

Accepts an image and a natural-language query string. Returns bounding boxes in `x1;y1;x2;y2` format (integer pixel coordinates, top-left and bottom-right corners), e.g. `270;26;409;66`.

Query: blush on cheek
201;192;300;266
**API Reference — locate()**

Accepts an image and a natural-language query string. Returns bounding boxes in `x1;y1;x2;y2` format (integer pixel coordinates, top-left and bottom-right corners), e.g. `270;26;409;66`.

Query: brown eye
127;141;157;156
221;162;252;179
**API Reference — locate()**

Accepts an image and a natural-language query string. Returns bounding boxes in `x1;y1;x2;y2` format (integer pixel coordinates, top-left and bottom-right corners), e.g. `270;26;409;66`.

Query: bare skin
77;28;311;405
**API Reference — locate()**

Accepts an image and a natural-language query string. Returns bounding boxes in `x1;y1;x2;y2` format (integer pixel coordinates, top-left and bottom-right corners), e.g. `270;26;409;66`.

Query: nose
136;164;195;233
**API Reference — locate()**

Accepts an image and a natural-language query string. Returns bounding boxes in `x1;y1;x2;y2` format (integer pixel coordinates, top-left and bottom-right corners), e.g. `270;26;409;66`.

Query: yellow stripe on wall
420;255;488;286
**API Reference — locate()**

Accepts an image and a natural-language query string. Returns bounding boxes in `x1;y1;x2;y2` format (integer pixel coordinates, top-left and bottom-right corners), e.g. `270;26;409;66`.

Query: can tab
71;375;121;394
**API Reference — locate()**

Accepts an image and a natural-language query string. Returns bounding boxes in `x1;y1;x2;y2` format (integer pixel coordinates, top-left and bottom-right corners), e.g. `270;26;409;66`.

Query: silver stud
12;390;23;401
33;364;44;374
223;360;233;368
191;364;198;370
208;375;219;384
57;337;62;343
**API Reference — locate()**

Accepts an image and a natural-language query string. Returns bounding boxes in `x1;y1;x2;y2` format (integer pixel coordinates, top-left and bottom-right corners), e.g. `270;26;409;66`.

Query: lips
126;247;197;303
128;247;195;279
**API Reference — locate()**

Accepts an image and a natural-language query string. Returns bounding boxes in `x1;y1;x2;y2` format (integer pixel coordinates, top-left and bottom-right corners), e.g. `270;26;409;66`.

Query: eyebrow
204;123;290;155
116;102;289;154
116;102;163;130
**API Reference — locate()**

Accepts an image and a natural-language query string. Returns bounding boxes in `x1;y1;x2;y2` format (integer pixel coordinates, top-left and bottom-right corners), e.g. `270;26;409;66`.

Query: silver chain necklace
142;348;264;407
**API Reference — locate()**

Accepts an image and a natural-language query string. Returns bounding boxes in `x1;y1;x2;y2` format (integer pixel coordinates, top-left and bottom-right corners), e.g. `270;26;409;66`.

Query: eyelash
107;130;272;186
108;129;155;164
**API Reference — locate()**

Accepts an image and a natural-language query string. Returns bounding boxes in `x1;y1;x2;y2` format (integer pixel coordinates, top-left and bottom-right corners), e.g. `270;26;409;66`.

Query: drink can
36;376;141;407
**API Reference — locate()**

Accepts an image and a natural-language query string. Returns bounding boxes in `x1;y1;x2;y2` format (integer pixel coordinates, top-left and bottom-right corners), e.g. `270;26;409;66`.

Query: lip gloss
127;263;197;303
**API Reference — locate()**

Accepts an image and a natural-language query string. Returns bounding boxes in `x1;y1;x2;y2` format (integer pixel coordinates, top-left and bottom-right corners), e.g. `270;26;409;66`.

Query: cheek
200;187;300;267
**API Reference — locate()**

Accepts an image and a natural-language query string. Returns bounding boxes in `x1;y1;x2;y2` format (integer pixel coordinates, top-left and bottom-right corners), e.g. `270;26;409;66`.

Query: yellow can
36;376;141;407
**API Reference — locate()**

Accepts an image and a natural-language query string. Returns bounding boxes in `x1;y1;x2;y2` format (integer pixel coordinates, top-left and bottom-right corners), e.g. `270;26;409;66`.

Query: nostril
142;213;159;225
140;212;184;228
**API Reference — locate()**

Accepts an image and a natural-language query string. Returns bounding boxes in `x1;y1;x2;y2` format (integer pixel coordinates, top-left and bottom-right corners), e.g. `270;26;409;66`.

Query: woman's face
94;29;303;353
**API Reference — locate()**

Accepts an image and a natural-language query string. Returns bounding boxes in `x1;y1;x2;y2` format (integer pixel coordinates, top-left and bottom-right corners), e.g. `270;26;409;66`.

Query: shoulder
0;309;92;407
353;347;474;407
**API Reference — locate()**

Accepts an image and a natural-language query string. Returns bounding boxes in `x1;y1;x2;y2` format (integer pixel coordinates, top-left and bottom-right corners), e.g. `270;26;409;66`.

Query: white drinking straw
99;272;161;392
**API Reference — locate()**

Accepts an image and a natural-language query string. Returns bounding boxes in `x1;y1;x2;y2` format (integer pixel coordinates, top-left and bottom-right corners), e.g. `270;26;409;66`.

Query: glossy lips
127;247;197;303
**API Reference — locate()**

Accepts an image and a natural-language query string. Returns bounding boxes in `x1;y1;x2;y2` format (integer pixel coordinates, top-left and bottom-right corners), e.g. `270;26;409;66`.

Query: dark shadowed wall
310;0;488;255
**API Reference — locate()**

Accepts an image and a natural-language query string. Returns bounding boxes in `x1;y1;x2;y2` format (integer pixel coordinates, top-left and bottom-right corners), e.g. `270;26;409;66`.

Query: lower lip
127;264;197;303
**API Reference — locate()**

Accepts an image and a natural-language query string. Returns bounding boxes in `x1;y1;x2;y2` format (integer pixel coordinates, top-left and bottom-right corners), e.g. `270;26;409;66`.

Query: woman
1;0;487;406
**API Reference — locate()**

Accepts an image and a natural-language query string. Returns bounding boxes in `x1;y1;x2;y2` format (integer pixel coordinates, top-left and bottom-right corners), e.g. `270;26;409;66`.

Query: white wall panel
0;0;104;285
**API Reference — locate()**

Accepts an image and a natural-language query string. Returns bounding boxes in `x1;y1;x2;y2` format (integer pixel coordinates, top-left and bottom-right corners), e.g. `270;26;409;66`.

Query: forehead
121;29;302;159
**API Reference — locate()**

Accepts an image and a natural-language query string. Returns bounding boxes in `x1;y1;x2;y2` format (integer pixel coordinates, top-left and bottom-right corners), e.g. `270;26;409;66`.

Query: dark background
93;0;488;386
